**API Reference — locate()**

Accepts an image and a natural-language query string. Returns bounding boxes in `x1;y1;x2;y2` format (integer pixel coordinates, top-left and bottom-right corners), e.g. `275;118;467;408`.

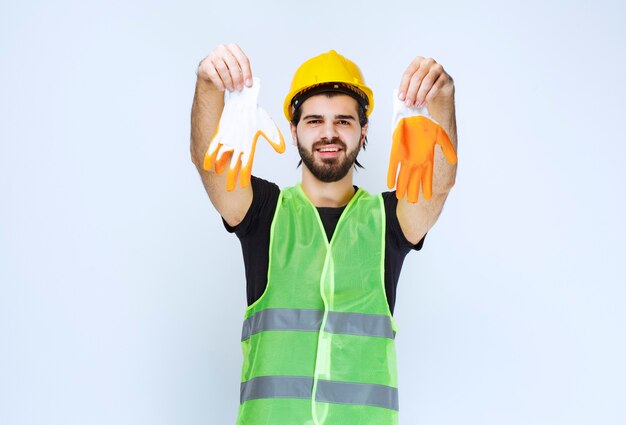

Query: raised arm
394;57;458;244
190;44;253;227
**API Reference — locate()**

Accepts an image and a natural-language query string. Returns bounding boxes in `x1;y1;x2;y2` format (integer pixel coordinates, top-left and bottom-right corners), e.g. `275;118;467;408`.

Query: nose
321;120;339;140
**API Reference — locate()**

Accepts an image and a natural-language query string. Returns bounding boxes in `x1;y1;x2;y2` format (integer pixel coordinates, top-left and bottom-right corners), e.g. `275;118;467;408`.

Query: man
190;44;457;425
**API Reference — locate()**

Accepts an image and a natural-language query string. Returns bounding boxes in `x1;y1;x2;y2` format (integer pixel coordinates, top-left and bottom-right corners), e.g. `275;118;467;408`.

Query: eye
307;119;322;124
338;120;351;125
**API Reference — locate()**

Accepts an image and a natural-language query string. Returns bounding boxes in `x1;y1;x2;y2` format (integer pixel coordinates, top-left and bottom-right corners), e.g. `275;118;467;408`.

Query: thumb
257;109;286;153
436;127;458;165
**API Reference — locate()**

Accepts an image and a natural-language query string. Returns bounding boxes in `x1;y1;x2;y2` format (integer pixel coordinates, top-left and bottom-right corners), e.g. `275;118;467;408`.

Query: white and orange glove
387;89;458;203
203;77;286;191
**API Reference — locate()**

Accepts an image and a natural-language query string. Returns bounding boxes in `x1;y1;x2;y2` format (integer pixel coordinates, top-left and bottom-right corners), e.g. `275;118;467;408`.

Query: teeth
319;148;339;152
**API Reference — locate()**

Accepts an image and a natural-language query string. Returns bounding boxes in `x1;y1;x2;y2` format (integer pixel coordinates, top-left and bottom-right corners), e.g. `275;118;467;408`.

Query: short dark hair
290;91;368;169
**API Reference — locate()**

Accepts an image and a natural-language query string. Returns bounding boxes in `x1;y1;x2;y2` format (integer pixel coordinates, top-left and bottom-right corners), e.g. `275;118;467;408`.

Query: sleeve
382;191;426;252
222;176;280;238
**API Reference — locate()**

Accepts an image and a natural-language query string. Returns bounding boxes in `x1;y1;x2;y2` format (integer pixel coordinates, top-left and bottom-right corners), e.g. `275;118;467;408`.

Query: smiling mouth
317;146;341;153
316;146;342;160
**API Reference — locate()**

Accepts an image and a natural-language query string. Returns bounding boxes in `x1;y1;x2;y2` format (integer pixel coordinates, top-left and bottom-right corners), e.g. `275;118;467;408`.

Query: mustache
312;138;347;150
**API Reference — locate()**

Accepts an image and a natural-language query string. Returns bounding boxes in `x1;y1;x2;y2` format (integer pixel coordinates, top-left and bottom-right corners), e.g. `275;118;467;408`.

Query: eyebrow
302;114;357;121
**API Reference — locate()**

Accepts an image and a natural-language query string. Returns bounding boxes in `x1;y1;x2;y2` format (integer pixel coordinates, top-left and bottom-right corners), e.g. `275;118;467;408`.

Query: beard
297;136;361;183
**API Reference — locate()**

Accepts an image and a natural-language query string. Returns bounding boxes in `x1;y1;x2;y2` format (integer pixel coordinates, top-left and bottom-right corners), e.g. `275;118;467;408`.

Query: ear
290;122;298;146
360;123;369;149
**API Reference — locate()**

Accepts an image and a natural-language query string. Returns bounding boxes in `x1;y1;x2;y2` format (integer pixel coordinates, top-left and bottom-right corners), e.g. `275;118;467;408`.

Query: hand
397;56;454;108
203;78;286;191
387;91;457;203
197;43;253;91
387;57;457;203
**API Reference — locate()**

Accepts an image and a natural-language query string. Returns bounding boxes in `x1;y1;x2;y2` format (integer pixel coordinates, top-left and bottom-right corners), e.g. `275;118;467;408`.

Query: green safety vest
237;184;399;425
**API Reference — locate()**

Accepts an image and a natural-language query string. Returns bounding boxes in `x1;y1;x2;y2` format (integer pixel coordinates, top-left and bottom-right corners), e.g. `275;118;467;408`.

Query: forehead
299;93;359;116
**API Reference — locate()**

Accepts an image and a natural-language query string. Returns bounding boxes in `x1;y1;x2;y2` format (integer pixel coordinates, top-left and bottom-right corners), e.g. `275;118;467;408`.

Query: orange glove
203;77;286;191
387;90;458;203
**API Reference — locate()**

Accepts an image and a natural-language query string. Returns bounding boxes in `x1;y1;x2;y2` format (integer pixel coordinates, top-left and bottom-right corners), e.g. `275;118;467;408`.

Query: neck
301;167;356;208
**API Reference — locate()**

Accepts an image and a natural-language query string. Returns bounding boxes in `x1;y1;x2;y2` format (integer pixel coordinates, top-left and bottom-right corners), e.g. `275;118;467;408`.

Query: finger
215;144;233;161
415;64;443;107
203;142;221;171
396;166;410;200
204;131;224;170
226;151;243;191
226;43;253;87
422;160;433;200
421;73;446;106
198;54;226;91
387;149;400;189
388;125;405;188
404;59;433;106
240;136;256;170
240;149;255;189
387;155;400;189
212;44;243;91
407;166;421;204
214;150;231;174
217;44;246;90
206;126;222;157
211;54;236;92
397;58;422;101
437;127;458;164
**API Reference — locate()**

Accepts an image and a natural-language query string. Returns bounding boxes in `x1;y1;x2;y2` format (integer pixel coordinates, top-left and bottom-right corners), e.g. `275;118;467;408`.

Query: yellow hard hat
283;50;374;121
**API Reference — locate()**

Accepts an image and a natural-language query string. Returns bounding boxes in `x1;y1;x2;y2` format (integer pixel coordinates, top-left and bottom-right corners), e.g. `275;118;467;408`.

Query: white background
1;0;625;424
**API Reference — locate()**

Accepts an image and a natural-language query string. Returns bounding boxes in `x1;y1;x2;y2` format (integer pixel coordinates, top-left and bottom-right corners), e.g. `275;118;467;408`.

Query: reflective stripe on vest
241;375;399;411
241;308;396;341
